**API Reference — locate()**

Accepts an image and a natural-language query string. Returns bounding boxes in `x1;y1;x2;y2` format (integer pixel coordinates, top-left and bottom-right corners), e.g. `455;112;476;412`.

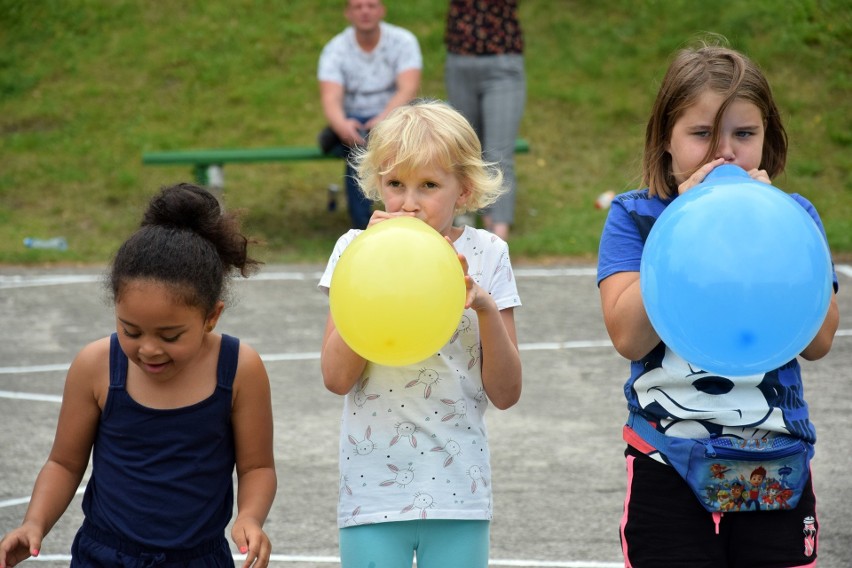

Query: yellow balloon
330;217;466;366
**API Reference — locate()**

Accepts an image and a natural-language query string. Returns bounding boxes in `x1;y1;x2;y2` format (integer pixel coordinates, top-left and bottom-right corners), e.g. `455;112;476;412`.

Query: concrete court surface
1;262;850;568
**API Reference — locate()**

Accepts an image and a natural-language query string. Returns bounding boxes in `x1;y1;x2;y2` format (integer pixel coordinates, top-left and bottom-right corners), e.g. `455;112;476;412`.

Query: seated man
318;0;422;229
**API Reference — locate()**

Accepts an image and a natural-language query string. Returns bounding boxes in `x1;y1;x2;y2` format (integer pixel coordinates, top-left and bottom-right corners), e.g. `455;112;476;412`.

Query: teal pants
339;519;490;568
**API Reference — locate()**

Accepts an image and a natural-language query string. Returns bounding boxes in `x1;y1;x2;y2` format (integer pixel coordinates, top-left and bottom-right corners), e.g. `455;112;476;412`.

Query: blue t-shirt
597;189;838;447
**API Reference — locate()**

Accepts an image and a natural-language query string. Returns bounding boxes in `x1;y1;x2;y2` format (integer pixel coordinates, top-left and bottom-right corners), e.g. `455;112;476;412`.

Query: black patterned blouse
445;0;524;56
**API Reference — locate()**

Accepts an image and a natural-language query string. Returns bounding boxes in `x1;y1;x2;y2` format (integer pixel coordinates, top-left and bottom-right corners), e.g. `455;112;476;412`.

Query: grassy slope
1;0;850;265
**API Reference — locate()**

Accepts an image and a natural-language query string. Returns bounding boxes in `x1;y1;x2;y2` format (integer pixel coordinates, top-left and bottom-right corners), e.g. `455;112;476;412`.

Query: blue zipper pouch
627;414;811;513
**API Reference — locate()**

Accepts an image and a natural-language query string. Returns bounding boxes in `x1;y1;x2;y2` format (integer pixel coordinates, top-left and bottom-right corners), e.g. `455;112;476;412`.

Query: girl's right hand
679;159;772;195
678;158;727;194
0;525;42;568
366;210;415;228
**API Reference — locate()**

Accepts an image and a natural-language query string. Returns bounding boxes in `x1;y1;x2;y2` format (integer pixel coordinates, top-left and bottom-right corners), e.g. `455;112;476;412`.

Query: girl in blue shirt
598;39;839;567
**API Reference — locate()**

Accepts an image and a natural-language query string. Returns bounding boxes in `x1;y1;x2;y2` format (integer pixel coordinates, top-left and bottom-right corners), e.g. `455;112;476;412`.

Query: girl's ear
455;179;472;209
205;301;225;332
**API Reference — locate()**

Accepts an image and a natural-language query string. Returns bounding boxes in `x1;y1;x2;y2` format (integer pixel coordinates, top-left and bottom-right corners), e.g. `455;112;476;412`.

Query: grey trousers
445;53;526;225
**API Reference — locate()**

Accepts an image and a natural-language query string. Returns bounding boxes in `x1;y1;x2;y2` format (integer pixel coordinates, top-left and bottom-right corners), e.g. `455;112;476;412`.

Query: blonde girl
318;99;522;568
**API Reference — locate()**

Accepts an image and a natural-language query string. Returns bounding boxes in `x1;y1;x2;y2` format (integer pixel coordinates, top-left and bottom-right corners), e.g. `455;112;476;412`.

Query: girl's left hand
746;168;772;184
232;518;271;568
446;238;496;312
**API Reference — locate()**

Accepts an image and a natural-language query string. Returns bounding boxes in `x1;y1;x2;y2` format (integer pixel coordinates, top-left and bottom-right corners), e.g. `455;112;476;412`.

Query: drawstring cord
712;512;723;534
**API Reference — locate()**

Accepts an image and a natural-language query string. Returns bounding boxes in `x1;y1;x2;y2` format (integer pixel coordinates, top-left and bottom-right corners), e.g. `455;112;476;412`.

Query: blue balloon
640;164;833;376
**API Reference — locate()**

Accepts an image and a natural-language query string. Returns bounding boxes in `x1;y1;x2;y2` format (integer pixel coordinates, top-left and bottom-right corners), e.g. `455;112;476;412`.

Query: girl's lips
142;361;170;374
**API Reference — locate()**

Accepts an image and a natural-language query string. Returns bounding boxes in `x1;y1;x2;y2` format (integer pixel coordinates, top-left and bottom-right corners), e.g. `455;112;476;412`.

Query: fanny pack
626;413;812;513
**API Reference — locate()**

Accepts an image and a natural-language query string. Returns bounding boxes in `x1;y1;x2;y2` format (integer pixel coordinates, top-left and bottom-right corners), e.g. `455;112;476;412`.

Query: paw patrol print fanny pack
626;413;812;513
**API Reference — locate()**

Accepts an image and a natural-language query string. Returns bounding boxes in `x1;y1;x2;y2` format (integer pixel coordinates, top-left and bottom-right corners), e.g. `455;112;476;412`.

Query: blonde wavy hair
351;99;505;213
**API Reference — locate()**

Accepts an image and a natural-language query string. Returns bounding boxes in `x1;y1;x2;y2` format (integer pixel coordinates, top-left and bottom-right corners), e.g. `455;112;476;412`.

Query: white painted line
0;268;600;289
251;271;325;281
0;495;31;508
514;267;598;277
0;340;617;380
521;340;613;350
21;553;622;567
2;492;622;567
4;331;852;384
0;274;101;289
0;390;63;402
261;352;322;362
0;363;70;375
2;264;850;289
1;267;586;289
0;487;85;509
490;562;622;568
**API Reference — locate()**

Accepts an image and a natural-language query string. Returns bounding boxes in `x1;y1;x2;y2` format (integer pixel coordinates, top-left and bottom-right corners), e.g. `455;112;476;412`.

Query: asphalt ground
1;263;850;568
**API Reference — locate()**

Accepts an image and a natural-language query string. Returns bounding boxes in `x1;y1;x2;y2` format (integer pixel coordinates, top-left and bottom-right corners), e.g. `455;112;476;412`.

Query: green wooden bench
142;139;530;189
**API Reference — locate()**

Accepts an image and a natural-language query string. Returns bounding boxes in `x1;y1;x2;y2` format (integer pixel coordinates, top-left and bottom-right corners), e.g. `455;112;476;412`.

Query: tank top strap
216;334;240;391
109;332;128;388
103;333;129;420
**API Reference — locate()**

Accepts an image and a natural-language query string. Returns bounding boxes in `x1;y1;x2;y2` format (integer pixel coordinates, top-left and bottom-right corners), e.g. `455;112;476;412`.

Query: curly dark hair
110;183;262;315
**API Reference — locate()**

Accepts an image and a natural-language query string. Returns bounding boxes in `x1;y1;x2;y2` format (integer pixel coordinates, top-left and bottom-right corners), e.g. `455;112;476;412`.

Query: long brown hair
643;39;788;198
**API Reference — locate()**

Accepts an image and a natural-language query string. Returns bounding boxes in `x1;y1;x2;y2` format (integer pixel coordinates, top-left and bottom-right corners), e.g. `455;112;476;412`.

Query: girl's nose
401;190;419;212
138;337;162;358
716;139;735;162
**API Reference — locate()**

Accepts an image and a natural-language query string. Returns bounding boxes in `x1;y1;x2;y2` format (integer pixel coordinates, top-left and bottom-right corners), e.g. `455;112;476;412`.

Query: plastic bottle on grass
594;191;615;210
327;184;339;212
23;237;68;251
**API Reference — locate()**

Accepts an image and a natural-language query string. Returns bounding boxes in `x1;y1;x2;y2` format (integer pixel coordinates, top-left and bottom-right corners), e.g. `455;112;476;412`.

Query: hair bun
141;183;221;235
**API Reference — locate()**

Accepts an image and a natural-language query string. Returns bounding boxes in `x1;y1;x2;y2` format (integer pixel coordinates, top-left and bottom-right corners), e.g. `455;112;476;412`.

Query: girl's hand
462;259;492;312
366;210;415;228
0;524;42;568
444;237;522;409
679;160;773;195
447;238;496;313
746;168;772;185
678;158;727;194
232;518;271;568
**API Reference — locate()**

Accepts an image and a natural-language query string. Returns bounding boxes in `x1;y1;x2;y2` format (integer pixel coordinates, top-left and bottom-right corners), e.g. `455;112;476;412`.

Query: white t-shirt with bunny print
319;225;521;527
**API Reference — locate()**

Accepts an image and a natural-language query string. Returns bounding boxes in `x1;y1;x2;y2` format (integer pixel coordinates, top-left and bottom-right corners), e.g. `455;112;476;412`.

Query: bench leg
193;164;208;186
192;164;225;204
207;165;225;191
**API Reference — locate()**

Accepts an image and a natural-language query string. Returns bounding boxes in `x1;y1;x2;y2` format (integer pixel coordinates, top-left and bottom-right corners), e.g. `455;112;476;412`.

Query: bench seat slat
142;146;334;165
142;139;529;166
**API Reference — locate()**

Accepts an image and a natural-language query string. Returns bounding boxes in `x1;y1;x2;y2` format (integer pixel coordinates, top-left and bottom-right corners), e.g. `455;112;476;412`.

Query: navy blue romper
70;333;240;567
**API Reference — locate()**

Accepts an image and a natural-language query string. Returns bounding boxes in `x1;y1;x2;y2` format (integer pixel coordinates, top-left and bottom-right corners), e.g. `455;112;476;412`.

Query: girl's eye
735;130;754;139
121;328;181;342
423;181;438;189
